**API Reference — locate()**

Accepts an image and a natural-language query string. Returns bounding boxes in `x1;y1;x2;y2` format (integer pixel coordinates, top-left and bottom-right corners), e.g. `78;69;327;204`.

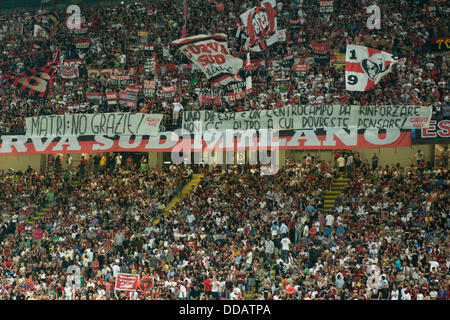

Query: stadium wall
0;145;438;172
0;154;44;172
287;145;435;168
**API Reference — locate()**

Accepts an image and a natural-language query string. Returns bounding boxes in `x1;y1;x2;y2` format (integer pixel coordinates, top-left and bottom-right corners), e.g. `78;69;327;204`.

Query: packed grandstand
0;0;448;301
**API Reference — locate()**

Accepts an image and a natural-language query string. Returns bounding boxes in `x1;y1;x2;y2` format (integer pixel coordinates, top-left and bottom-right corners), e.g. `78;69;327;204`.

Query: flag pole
182;0;188;38
245;51;252;110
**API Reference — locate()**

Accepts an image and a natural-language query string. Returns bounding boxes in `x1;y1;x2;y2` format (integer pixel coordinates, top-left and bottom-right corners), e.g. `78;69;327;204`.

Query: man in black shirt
380;281;390;300
93;155;101;177
273;236;281;259
308;245;320;267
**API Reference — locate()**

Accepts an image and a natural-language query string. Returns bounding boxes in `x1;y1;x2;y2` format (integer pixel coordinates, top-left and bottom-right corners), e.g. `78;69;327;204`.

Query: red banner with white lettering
0;129;411;156
115;273;139;291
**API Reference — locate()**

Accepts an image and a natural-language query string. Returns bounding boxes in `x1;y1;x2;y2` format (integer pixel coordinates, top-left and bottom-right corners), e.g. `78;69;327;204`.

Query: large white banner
240;0;279;52
25;113;163;138
345;44;406;91
182;105;433;134
172;33;243;87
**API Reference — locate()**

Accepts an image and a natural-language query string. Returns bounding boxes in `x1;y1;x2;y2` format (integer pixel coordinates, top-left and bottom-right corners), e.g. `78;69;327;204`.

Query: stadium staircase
25;178;81;225
25;207;50;225
237;177;351;298
152;173;204;225
322;176;350;214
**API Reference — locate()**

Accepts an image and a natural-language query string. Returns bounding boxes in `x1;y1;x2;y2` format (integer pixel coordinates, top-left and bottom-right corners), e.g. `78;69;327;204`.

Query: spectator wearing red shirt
203;277;212;298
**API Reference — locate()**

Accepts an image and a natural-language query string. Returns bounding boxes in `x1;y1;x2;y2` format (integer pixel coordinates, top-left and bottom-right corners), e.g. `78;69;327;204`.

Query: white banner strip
25;113;163;138
182;105;432;134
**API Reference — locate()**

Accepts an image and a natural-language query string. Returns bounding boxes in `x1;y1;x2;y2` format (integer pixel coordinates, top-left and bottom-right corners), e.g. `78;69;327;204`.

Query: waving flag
34;11;60;37
245;52;252;92
24;278;36;291
345;44;406;91
1;49;60;98
172;33;243;87
240;0;278;52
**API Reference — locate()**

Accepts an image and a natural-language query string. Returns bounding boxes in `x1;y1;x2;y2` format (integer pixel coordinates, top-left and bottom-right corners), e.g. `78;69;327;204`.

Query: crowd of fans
0;0;448;134
0;0;449;301
0;149;448;300
0;153;189;300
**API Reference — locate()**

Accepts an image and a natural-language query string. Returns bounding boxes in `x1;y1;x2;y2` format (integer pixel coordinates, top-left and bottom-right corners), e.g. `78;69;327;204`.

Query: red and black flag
1;49;60;98
34;10;60;37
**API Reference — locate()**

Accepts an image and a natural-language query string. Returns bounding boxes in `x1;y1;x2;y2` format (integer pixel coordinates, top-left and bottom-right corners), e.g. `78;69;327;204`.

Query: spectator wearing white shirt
280;237;291;261
111;261;121;278
401;287;411;300
178;282;187;299
64;284;73;300
172;100;183;125
280;222;289;238
325;213;334;227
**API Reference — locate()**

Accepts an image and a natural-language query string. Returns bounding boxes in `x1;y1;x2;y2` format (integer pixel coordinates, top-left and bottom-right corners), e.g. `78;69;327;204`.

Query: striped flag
345;44;406;91
240;0;279;52
1;49;60;98
34;11;60;37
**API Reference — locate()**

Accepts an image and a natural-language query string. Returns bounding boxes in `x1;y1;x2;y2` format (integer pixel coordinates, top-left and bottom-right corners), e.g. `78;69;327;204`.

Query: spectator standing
115;154;122;170
346;153;354;176
415;150;424;165
441;147;448;167
280;236;291;261
294;217;303;244
337;154;346;177
93;154;101;177
371;153;379;171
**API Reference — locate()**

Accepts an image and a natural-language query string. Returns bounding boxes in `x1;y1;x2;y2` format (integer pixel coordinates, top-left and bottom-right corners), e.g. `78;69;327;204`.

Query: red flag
211;0;225;11
24;278;36;291
1;49;60;98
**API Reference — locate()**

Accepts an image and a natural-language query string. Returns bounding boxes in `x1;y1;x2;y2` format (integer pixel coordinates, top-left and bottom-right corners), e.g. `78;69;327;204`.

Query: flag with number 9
345;44;406;92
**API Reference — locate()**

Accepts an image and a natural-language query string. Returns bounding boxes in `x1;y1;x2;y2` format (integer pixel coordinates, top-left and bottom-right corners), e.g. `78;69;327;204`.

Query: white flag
246;52;252;92
345;44;406;91
172;33;243;87
240;0;279;52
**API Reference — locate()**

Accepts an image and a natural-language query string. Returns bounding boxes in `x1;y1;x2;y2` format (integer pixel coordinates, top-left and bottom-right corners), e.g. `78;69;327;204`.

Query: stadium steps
152;174;205;225
25;179;80;225
164;174;204;211
270;269;275;281
322;176;350;213
25;207;50;225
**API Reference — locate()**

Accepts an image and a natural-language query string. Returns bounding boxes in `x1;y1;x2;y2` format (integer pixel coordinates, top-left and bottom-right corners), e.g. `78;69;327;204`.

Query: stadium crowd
0;0;448;134
0;150;448;300
0;0;449;301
